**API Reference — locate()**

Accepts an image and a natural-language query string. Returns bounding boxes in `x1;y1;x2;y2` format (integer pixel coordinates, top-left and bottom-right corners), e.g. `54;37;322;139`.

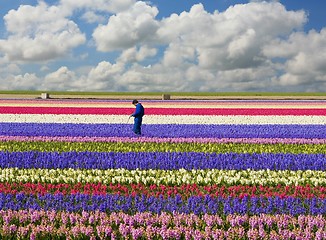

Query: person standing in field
130;99;145;135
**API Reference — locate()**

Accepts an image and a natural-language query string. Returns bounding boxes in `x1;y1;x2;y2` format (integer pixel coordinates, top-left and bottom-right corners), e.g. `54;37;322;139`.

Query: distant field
0;90;325;100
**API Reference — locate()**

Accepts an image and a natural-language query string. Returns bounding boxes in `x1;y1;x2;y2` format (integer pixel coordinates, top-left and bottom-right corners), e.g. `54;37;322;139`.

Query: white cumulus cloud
92;1;159;51
0;2;86;62
119;46;157;63
42;66;77;90
1;0;325;92
265;28;326;89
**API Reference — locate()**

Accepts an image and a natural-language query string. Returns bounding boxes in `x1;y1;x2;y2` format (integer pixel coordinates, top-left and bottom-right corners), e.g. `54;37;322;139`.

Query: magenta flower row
1;106;326;115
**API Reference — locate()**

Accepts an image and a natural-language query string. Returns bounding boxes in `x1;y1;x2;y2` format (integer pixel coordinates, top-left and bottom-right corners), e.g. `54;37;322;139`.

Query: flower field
0;98;326;239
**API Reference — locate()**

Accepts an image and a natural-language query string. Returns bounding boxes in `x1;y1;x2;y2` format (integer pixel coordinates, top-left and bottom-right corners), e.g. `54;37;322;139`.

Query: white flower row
0;114;325;125
0;168;325;186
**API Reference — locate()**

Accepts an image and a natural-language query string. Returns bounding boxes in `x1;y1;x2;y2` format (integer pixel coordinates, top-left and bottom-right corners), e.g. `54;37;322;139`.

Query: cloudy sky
0;0;325;92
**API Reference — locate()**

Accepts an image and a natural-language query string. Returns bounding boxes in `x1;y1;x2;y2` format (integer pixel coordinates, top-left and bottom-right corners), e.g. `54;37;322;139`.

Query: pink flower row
1;210;326;240
1;135;325;144
1;106;325;115
2;99;326;106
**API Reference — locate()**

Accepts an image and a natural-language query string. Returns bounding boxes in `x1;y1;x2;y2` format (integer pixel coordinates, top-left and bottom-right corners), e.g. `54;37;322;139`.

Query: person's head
132;99;138;106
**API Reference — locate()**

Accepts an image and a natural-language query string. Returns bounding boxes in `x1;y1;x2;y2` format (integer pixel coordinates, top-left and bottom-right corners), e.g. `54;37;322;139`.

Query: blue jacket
132;103;144;118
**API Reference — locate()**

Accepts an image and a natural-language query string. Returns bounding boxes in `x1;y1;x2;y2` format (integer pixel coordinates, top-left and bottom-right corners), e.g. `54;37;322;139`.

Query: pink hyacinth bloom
212;229;224;239
247;228;259;240
131;227;144;239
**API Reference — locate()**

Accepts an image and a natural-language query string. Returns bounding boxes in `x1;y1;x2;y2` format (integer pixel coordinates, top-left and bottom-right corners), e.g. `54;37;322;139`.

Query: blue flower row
1;123;326;138
1;151;325;171
1;193;325;215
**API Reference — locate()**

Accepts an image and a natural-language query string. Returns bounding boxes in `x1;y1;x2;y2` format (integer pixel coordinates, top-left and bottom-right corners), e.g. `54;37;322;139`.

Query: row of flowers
1;151;325;171
1;141;325;154
1;168;326;186
1;193;326;215
2;114;326;125
0;99;325;239
1;135;326;144
1;211;325;239
2;99;325;107
1;182;326;199
1;106;326;115
2;122;326;138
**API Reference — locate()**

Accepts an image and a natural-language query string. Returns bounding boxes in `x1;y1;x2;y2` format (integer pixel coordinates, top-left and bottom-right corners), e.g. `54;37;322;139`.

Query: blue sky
0;0;325;92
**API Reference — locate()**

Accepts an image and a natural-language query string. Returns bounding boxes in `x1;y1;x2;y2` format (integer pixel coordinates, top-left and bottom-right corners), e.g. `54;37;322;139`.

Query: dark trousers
133;118;142;135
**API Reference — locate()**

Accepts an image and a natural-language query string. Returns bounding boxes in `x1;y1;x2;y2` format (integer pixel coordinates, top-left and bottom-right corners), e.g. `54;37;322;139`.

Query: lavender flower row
1;193;325;215
1;123;326;139
1;151;325;171
1;135;326;144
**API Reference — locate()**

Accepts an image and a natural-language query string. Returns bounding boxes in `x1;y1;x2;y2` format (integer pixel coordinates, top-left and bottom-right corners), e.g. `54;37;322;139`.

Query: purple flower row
1;193;326;215
1;151;325;171
1;123;326;138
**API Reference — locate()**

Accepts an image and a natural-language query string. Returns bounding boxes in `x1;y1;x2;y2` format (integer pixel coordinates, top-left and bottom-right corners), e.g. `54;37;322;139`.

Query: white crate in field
41;93;50;99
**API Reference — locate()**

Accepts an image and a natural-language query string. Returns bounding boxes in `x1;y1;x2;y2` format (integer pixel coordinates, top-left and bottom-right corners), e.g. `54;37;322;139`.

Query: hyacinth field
0;98;326;239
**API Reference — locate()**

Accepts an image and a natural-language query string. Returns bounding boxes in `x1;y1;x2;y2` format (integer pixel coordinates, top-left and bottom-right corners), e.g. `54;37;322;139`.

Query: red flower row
1;182;325;199
0;106;325;115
